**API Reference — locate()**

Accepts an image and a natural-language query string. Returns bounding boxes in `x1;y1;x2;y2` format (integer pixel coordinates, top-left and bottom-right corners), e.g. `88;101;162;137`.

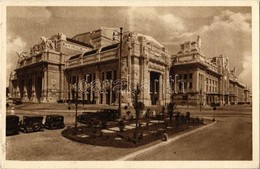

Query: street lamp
199;88;202;112
112;27;131;118
73;77;79;128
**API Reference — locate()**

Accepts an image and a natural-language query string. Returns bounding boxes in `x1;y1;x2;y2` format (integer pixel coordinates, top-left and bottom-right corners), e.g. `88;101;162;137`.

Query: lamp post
118;27;123;117
113;27;131;118
74;76;79;128
112;27;123;117
199;88;202;112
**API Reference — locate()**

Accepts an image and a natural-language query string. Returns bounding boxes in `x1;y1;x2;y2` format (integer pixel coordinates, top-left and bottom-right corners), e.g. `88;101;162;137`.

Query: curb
116;121;217;161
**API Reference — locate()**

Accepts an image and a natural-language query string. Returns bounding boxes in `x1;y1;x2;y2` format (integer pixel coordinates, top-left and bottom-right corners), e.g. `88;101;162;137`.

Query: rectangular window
189;82;192;89
106;71;112;80
179;82;182;91
102;72;105;81
184;74;187;79
189;73;192;79
179;74;182;79
113;70;117;80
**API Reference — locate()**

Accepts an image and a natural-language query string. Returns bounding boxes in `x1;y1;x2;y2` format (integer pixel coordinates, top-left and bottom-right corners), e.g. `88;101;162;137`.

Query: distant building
170;36;250;106
9;28;250;106
9;27;171;106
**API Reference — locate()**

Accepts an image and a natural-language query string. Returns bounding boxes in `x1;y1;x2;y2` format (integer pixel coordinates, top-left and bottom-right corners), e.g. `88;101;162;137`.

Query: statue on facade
196;35;201;51
58;33;66;41
40;36;54;50
16;51;28;61
230;67;236;75
31;43;41;55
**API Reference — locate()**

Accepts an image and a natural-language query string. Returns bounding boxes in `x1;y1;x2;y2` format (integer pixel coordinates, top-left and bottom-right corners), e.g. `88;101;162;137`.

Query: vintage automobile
6;115;20;136
77;111;100;125
20;116;44;133
77;109;119;126
98;109;119;121
44;115;65;130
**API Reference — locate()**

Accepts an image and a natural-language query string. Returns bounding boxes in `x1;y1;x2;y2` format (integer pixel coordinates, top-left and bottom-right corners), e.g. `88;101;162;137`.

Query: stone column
94;70;100;104
80;73;85;103
42;69;48;102
102;71;106;104
90;73;93;102
142;57;150;106
157;73;163;105
31;73;37;102
165;67;170;105
22;75;29;102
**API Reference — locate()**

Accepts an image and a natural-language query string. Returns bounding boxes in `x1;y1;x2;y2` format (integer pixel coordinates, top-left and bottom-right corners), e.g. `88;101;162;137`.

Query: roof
69;53;81;60
100;43;119;52
66;38;94;48
83;49;98;57
137;33;164;48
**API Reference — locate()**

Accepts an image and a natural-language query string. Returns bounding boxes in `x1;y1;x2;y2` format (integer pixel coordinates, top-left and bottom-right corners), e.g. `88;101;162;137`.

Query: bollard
163;133;168;141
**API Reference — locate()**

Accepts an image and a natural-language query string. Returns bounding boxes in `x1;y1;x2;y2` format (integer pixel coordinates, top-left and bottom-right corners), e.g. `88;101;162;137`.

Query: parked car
44;115;65;130
98;109;119;121
6;115;20;136
77;111;100;125
20;116;44;133
77;109;119;126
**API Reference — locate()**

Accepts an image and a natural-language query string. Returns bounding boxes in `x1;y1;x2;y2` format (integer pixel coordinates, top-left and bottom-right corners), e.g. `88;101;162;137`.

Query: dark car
6;115;20;136
98;109;118;121
77;111;100;125
44;115;65;130
77;109;118;126
20;116;44;133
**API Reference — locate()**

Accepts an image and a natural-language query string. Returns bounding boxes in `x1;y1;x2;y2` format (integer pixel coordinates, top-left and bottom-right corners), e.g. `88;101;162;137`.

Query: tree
167;101;176;124
132;85;144;128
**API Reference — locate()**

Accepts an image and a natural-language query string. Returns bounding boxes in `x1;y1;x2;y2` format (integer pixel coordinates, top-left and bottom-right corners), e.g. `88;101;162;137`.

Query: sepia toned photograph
1;1;259;168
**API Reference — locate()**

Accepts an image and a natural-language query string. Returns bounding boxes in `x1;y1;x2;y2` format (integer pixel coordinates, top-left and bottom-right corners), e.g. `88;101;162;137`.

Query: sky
6;6;252;88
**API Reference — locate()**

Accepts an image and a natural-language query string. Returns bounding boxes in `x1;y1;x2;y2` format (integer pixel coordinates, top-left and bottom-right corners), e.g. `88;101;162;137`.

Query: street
5;104;252;161
129;105;252;160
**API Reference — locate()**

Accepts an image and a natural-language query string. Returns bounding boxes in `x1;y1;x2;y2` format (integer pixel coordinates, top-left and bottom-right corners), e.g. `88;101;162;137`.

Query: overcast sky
6;6;252;88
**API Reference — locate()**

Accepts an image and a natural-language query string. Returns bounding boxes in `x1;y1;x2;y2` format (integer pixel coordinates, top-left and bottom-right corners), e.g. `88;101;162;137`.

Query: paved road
129;105;252;160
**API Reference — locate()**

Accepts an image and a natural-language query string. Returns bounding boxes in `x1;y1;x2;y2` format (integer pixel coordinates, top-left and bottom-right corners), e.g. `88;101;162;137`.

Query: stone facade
64;28;171;106
170;36;250;106
9;33;93;103
9;28;250;106
9;27;171;106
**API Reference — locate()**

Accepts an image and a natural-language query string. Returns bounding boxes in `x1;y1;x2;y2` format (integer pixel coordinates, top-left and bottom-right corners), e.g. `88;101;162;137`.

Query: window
179;74;182;79
113;70;117;80
189;82;192;89
102;72;105;81
179;82;182;91
106;71;112;80
189;73;192;79
184;74;187;79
